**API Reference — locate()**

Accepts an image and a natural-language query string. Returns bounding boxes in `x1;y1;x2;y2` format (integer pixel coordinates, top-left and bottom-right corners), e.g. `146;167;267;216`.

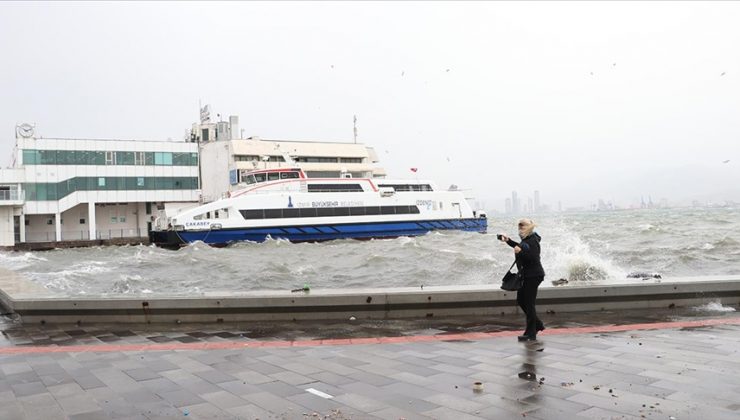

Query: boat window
221;209;229;218
307;184;364;193
245;175;256;185
206;212;211;219
283;208;299;218
264;209;282;218
267;172;280;181
193;214;203;220
299;208;318;217
280;172;300;179
316;207;333;217
377;184;433;192
349;207;366;216
240;209;264;219
254;173;266;183
238;205;421;220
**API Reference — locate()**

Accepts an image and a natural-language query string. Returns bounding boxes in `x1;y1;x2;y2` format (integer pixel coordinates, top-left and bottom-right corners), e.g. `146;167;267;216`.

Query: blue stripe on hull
173;218;487;246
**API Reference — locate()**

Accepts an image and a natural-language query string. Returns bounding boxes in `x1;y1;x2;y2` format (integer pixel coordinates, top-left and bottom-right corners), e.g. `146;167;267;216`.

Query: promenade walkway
0;310;738;419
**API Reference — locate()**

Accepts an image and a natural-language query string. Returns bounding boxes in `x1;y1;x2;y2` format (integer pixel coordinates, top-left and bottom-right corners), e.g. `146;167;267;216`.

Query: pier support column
54;212;61;241
19;213;25;243
88;201;96;240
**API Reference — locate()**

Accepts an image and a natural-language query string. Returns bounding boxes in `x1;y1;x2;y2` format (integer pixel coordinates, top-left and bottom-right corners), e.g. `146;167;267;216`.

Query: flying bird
446;157;450;162
590;72;594;76
401;71;405;76
613;63;617;67
330;64;334;69
722;160;730;164
446;69;450;73
721;72;726;76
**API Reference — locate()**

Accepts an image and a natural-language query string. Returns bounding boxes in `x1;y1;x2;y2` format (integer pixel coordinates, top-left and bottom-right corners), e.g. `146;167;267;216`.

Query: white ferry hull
150;217;486;248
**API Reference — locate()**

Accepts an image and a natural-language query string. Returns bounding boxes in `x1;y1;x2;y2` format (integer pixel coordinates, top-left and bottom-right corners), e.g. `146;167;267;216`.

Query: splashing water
693;301;737;312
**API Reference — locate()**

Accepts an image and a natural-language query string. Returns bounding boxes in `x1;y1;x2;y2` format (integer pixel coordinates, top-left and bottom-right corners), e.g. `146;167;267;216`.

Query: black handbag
501;260;523;291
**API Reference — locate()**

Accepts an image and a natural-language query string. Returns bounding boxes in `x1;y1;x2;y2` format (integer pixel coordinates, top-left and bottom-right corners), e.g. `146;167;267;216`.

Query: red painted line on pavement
0;317;738;355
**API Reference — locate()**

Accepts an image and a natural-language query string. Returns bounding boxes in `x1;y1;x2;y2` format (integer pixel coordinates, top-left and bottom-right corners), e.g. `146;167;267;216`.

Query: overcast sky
1;1;739;210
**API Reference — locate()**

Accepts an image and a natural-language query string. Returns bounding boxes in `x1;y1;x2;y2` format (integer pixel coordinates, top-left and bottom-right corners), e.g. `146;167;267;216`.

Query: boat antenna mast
353;114;358;144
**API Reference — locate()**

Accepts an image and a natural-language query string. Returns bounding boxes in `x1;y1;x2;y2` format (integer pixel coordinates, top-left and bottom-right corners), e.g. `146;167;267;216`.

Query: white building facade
191;113;387;203
0;125;199;246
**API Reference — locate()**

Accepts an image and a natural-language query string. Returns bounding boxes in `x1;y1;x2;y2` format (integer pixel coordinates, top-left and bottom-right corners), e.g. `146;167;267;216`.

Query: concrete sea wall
1;269;739;324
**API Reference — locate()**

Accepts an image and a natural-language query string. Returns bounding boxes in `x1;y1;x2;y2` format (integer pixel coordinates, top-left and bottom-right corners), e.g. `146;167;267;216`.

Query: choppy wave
3;207;739;295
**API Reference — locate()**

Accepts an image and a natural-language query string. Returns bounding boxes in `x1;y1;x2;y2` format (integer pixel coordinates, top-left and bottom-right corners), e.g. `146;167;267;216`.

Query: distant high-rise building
511;191;519;214
528;197;534;214
505;198;512;214
534;190;541;213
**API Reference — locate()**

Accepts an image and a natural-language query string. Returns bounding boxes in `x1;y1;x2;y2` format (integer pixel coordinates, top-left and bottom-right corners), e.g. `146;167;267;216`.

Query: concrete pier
1;269;739;324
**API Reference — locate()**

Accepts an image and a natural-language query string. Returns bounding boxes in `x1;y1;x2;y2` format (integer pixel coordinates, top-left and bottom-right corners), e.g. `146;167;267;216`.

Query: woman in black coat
499;218;546;341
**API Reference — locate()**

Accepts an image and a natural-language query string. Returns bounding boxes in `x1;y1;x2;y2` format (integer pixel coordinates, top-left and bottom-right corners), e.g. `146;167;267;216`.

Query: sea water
2;207;738;296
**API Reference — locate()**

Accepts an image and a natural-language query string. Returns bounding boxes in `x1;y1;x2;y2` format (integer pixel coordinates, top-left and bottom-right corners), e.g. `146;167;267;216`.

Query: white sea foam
693;301;736;312
0;251;48;269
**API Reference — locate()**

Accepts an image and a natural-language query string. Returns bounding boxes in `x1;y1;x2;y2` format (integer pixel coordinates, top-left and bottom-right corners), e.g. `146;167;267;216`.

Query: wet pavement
0;307;738;419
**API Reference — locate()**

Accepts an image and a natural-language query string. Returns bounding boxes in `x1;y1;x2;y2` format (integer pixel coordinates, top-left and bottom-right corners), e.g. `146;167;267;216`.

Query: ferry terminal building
0;112;385;248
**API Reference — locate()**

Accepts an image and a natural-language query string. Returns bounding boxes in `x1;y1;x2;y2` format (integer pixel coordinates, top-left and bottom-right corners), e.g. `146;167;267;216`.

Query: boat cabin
241;168;305;185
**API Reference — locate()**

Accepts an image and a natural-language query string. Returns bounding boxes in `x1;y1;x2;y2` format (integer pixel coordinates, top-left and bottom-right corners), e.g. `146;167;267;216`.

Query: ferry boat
150;166;487;248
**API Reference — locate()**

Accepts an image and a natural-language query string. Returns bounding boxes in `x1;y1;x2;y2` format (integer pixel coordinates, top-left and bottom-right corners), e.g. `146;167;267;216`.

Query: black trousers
516;276;544;336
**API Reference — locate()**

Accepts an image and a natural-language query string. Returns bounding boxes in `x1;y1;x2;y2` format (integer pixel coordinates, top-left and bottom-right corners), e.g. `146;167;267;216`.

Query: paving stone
74;374;107;390
256;380;305;397
242;391;311;415
156;389;205;408
179;402;233;419
193;368;236;384
11;380;47;397
56;393;102;416
68;410;110;420
422;406;486;420
225;403;273;419
199;390;248;409
269;370;315;386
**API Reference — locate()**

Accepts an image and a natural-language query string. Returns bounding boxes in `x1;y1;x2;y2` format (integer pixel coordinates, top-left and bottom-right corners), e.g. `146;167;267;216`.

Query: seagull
330;64;334;69
721;72;726;76
445;69;450;73
722;160;730;164
401;71;405;76
446;157;450;162
613;63;617;67
590;72;594;76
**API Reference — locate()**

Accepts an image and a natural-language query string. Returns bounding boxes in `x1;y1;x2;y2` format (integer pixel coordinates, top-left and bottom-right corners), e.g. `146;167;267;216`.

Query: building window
119;216;126;223
47;219;53;225
105;151;116;165
339;157;364;164
201;128;209;142
98;177;106;187
22;150;39;164
154;152;173;165
145;202;152;215
80;218;86;224
134;151;146;165
137;177;145;187
301;157;339;163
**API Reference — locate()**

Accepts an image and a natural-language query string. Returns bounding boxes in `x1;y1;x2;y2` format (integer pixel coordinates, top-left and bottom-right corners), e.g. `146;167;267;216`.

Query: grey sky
2;1;739;210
